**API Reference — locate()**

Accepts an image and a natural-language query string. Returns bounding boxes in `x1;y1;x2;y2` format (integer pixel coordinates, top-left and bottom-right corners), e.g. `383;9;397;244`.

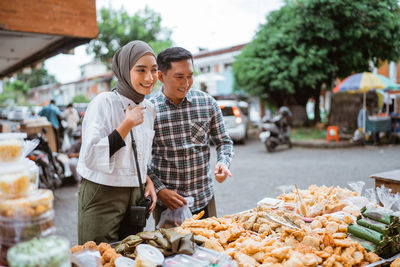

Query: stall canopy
333;72;399;132
0;0;98;79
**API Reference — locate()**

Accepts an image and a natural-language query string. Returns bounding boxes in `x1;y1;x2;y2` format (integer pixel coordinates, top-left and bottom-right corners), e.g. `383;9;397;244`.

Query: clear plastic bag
157;197;194;229
376;185;397;211
342;181;370;209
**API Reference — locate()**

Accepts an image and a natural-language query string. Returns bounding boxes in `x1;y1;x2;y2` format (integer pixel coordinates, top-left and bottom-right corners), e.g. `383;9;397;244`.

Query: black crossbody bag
117;104;152;240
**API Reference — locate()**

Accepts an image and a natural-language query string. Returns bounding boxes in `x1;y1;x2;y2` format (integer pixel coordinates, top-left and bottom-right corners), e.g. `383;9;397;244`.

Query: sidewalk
292;139;361;148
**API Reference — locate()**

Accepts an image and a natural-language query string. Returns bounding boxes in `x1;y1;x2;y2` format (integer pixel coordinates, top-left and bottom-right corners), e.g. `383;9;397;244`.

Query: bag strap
113;90;145;199
129;130;145;199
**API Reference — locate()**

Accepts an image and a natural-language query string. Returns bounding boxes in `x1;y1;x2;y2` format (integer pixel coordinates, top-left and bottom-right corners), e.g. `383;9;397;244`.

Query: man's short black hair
157;47;193;73
50;100;56;105
67;103;73;108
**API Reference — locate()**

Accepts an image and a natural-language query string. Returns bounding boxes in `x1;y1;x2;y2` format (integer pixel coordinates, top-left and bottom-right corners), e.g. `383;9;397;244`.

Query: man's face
159;59;193;104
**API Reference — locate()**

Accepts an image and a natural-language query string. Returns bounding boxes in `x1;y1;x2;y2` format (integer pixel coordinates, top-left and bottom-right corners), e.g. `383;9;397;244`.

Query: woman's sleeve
80;96;118;174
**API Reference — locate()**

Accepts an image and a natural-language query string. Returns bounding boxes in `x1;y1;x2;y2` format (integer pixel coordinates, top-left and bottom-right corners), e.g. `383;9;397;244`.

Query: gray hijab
112;40;156;104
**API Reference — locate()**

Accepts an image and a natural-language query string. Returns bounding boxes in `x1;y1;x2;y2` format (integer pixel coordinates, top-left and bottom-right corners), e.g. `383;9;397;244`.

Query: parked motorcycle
259;106;293;152
26;128;64;190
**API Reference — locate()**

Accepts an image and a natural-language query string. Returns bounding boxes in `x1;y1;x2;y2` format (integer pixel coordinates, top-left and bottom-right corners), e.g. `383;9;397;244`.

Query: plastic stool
326;126;339;142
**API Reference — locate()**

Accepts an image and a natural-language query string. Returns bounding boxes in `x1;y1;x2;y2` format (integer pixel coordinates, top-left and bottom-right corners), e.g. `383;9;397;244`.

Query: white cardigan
77;92;155;187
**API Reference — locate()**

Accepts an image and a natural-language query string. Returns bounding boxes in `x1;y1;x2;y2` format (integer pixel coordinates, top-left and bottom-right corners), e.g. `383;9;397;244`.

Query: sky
45;0;284;84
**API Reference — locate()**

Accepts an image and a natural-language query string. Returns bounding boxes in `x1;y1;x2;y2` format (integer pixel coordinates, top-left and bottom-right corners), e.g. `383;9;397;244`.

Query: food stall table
370;169;400;194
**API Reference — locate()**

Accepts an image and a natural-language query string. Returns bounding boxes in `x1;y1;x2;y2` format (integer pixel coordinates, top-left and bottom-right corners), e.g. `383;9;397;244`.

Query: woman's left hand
145;176;157;214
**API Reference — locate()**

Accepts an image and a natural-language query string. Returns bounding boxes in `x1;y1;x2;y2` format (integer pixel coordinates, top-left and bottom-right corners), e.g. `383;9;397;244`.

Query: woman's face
130;53;158;95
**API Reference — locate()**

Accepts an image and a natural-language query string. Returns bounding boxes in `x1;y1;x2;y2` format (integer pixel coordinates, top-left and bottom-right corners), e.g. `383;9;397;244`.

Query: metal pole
363;92;366;133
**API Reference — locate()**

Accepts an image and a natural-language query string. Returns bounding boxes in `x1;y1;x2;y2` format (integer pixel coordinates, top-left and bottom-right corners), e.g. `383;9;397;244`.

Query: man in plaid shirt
148;47;234;224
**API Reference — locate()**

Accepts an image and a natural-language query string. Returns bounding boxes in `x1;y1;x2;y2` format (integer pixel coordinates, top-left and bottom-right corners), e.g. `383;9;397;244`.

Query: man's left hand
214;163;232;183
145;176;157;214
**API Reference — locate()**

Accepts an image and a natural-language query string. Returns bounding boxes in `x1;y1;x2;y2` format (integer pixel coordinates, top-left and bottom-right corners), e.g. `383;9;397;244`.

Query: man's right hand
158;188;187;210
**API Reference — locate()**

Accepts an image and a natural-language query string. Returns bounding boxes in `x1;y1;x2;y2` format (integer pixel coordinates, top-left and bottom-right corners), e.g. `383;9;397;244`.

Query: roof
193;43;247;59
0;0;98;78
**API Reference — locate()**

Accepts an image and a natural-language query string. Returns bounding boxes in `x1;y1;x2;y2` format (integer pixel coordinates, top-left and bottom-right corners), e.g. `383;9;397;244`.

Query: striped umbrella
333;72;398;93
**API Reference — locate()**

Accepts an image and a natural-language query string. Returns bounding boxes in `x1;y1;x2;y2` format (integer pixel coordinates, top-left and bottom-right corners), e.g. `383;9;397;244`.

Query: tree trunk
313;86;321;124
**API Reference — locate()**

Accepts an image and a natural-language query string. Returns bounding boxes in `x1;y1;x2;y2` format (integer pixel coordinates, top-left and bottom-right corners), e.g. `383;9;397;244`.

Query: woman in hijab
77;40;158;244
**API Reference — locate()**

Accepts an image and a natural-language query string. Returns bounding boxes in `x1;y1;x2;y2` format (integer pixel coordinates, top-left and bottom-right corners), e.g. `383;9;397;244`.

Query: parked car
7;106;31;121
216;100;249;144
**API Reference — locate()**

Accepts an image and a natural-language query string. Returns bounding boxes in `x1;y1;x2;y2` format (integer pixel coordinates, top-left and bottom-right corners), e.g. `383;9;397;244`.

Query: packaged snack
7;236;70;267
0;158;39;198
0;133;26;163
0;210;55;243
0;189;54;218
135;244;164;266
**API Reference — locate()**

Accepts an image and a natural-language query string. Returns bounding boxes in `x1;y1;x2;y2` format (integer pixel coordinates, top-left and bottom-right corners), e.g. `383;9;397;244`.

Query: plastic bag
157;197;194;229
70;249;102;267
376;185;397;211
365;188;378;208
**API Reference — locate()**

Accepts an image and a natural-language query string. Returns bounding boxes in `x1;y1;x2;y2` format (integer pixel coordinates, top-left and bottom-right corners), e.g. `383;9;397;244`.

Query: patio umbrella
333;72;398;132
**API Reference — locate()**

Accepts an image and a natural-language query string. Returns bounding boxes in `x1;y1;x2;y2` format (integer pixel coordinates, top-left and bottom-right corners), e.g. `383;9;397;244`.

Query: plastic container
192;246;231;264
0;210;55;243
0;189;54;218
0;133;26;163
0;158;39;199
7;236;71;267
163;254;208;267
135;244;164;266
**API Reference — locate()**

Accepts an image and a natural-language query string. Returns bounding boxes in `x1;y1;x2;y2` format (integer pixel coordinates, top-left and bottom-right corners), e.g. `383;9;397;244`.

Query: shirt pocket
190;121;209;145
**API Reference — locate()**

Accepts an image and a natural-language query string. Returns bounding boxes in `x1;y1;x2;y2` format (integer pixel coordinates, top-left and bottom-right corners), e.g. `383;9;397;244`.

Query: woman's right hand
124;105;145;128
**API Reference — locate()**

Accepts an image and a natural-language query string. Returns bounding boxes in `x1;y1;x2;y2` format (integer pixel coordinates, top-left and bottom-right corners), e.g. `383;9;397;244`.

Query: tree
72;94;90;103
87;6;173;67
17;67;57;88
0;80;30;105
233;0;400;123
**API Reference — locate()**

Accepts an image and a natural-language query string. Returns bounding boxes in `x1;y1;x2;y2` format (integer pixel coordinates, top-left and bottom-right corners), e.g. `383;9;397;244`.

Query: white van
216;100;249;144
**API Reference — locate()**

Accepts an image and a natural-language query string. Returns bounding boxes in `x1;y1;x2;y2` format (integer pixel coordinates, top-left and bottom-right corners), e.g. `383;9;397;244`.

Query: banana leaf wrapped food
360;207;398;225
347;223;384;245
357;217;392;235
347;234;377;252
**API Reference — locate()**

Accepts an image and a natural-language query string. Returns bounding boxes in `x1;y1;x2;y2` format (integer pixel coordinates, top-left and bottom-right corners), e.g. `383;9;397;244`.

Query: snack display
7;236;70;267
0;210;55;243
0;189;54;218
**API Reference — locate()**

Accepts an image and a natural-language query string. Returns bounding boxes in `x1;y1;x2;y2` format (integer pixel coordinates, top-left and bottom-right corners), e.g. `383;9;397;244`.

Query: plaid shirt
148;89;234;211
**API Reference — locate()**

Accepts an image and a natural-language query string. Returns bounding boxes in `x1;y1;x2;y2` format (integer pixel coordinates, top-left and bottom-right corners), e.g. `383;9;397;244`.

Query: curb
292;139;361;148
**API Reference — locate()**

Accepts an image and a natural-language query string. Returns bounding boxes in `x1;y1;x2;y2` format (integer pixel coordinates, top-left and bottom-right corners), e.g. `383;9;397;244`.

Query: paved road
50;137;400;246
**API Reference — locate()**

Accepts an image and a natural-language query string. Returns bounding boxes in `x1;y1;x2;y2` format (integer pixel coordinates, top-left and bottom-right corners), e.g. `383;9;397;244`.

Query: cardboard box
0;124;11;133
20;117;57;152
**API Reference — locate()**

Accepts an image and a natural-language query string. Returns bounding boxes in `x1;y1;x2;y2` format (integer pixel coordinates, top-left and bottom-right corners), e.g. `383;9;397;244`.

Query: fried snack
98;242;111;254
83;241;97;250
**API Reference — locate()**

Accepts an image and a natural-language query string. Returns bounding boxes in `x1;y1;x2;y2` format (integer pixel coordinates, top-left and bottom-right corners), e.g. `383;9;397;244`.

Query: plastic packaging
115;256;135;267
71;249;102;267
7;236;70;267
0;133;26;163
163;254;208;267
192;246;231;264
376;185;397;211
0;189;54;218
157;197;194;229
0;210;55;243
0;158;39;198
135;244;164;266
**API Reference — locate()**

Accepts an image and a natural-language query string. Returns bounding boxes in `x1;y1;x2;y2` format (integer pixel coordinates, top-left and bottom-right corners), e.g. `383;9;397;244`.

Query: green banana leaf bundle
347;223;383;245
360;207;398;225
374;235;400;259
347;234;377;252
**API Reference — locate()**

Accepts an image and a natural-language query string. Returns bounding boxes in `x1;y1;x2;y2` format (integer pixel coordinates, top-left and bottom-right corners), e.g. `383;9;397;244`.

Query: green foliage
72;94;90;103
16;67;57;88
87;6;173;67
233;0;400;109
0;80;30;105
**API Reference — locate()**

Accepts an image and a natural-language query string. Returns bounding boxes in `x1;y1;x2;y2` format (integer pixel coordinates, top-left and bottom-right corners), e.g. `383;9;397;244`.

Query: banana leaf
361;207;395;225
348;234;377;252
348;223;384;244
357;217;390;235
